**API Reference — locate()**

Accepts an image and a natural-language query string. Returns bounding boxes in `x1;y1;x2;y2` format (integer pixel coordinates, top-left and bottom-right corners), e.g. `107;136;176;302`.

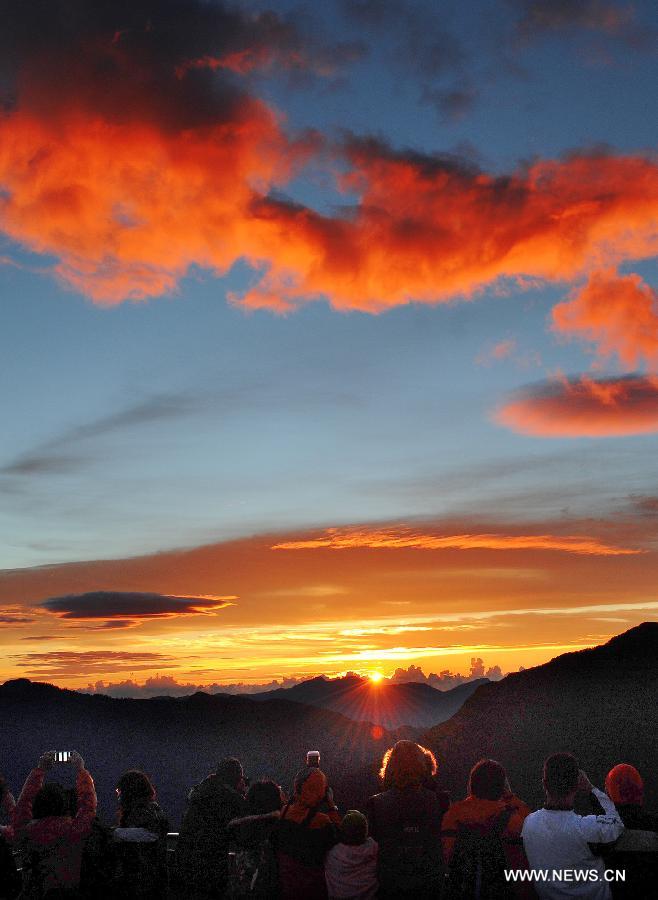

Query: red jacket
7;767;97;895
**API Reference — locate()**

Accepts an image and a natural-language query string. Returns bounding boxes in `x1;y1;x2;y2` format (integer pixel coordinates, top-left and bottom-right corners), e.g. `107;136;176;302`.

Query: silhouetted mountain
0;679;396;827
423;622;658;808
253;674;488;728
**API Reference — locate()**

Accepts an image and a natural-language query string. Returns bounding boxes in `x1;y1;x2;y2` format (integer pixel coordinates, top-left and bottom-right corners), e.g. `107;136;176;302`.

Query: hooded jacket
277;769;339;899
176;773;247;892
324;837;378;900
7;766;96;898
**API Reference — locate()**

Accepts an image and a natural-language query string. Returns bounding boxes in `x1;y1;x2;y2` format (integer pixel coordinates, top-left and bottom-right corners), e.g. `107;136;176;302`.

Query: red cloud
552;269;658;370
0;103;657;308
1;3;657;317
496;374;658;437
272;526;639;556
235;143;658;313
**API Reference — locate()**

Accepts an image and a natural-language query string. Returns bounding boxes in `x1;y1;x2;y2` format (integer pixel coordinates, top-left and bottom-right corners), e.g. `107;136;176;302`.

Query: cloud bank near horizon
78;658;504;699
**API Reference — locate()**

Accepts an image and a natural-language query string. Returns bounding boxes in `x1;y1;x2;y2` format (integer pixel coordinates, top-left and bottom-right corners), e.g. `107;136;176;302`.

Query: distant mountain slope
253;675;489;729
423;622;658;808
0;679;395;826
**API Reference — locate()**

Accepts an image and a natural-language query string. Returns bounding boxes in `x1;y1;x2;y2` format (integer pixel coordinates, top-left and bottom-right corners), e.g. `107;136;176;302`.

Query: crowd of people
1;740;656;899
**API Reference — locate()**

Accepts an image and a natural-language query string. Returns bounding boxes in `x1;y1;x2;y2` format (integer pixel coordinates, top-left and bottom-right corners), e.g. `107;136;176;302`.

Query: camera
57;751;71;763
306;750;320;768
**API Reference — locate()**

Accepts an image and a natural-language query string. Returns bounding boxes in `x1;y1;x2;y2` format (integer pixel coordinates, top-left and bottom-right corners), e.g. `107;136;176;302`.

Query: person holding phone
6;749;97;898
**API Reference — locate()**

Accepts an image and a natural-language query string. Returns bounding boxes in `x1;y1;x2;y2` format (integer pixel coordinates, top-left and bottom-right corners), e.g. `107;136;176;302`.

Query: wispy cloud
11;650;180;678
272;525;640;555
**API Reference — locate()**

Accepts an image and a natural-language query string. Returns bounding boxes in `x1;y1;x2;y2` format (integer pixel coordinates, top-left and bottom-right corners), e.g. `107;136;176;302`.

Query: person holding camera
276;754;340;899
7;749;96;898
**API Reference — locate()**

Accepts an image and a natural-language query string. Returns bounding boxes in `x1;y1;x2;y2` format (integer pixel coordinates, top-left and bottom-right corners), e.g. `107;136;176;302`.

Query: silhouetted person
0;832;19;900
442;758;531;899
603;764;658;899
113;770;169;900
176;757;247;898
522;753;623;899
0;775;16;832
6;749;96;898
367;740;444;899
0;775;20;899
324;809;378;900
277;767;340;899
226;779;285;897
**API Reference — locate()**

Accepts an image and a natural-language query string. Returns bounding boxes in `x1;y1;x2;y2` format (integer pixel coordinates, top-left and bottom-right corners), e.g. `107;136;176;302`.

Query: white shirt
521;788;623;899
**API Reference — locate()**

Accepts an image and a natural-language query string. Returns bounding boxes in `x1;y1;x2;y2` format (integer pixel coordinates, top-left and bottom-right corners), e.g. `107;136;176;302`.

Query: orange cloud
496;374;658;437
236;143;658;313
552;269;658;370
272;526;639;556
0;107;297;303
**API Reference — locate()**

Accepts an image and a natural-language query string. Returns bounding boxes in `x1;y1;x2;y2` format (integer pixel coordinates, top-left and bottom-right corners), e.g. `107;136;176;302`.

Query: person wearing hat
603;764;658;898
324;809;378;900
277;766;340;899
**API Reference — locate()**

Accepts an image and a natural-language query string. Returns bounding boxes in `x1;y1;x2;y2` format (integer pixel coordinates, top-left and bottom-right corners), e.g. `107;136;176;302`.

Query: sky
1;0;658;693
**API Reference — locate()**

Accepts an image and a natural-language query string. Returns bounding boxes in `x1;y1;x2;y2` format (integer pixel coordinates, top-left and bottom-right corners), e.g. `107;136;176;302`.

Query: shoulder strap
494;806;515;836
301;805;319;828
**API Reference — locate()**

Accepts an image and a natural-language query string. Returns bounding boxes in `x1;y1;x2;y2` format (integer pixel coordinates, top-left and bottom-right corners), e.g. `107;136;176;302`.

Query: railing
13;829;658;877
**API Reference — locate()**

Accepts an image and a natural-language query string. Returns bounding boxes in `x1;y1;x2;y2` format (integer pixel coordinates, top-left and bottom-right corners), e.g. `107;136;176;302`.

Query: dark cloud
40;590;235;620
0;393;195;480
340;0;472;120
511;0;636;38
0;614;34;624
421;84;479;123
509;0;657;52
0;0;357;128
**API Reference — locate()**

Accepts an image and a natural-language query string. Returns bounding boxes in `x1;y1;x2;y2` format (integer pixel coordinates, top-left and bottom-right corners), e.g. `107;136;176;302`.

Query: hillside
0;679;395;826
423;622;658;807
253;674;488;728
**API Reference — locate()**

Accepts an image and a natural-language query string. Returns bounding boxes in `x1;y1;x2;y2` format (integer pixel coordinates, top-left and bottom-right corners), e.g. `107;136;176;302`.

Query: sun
369;671;384;684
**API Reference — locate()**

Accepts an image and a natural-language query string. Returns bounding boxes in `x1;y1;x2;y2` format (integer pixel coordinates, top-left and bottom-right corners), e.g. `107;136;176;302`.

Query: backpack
445;806;515;900
275;804;335;869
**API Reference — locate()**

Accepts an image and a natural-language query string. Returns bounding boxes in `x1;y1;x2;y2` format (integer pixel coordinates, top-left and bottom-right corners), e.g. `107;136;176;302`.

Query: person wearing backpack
276;767;340;899
226;779;285;898
367;740;445;899
442;758;531;900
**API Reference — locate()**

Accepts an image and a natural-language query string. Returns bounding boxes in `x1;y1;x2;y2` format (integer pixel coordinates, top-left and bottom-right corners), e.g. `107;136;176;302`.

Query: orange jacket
281;769;341;829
